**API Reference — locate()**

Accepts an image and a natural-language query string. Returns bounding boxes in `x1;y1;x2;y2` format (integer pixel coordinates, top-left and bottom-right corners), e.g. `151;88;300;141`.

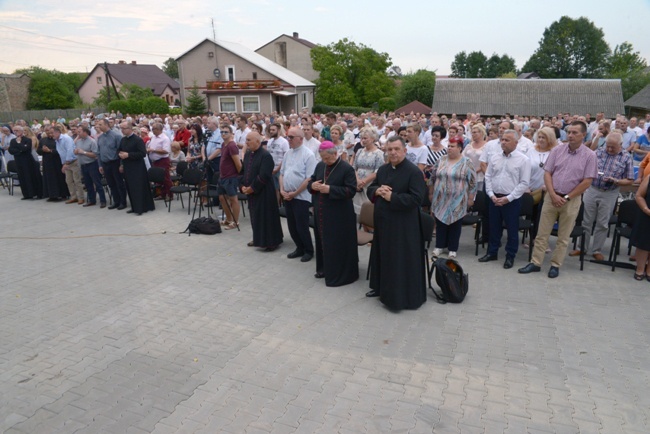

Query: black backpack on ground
430;258;469;304
184;217;222;235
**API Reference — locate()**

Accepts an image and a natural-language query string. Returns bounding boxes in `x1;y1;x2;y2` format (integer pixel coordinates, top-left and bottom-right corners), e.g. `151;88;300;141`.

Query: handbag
531;188;543;205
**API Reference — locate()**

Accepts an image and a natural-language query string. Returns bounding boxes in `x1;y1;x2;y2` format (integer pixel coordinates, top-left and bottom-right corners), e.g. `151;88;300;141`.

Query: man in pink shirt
519;121;597;278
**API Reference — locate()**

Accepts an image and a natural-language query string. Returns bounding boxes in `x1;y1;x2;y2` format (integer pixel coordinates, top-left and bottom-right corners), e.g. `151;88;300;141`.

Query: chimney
131;61;137;65
293;32;299;38
118;60;126;64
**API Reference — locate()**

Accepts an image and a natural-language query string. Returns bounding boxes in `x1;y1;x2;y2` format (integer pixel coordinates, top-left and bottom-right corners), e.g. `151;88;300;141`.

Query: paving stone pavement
0;191;648;434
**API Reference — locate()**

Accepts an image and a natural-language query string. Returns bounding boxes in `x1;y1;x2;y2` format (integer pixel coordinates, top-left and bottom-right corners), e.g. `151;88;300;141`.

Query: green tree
185;82;206;116
93;86;124;106
311;38;395;107
521;16;610;78
141;97;169;115
14;67;84;109
605;42;650;100
395;69;436;107
119;83;154;101
162;57;179;79
451;51;515;78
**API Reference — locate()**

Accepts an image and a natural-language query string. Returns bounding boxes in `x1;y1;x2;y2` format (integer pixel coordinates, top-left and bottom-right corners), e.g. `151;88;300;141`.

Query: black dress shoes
503;257;514;269
314;272;325;278
300;253;313;262
365;290;380;297
264;246;278;252
117;204;127;210
518;263;541;274
127;209;135;213
287;250;304;259
108;204;119;209
548;266;559;278
478;254;498;263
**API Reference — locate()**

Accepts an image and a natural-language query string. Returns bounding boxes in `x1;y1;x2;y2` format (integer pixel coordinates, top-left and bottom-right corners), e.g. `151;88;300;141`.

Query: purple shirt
544;143;597;195
220;141;240;179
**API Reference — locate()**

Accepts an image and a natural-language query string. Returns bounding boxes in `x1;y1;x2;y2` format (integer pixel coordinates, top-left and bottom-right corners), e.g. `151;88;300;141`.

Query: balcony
205;79;283;91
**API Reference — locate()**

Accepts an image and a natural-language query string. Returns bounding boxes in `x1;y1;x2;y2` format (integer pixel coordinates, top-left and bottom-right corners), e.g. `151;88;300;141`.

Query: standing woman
352;127;385;215
186;124;205;170
525;127;557;246
8;125;43;199
430;136;477;259
462;124;487;191
329;124;347;162
631;174;650;280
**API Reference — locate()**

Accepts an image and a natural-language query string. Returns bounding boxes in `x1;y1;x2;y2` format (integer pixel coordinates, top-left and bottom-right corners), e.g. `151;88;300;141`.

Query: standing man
569;131;634;261
241;132;283;251
53;125;85;205
266;123;289;204
204;116;223;205
519;121;598;278
97;118;127;210
234;116;251;155
302;123;321;161
118;122;155;215
366;136;427;310
281;127;317;262
37;125;68;201
218;125;242;230
147;122;172;201
308;141;358;287
479;130;531;269
74;126;107;207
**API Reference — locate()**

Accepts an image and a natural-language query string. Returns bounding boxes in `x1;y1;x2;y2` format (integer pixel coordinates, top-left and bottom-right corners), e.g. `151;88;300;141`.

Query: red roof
395;100;432;115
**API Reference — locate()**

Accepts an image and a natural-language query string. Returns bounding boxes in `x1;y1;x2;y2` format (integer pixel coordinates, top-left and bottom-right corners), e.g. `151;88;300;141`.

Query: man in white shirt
234;115;251;155
147;122;172;201
302;123;321;161
267;123;289;204
340;121;356;159
514;121;533;153
480;130;531;269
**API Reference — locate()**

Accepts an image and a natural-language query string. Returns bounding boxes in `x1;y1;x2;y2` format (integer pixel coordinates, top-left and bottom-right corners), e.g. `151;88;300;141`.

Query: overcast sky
1;0;649;76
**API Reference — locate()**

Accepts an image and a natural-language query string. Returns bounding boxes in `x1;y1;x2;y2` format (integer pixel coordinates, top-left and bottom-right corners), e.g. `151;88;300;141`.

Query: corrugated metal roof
625;84;650;110
432;78;624;118
177;39;314;88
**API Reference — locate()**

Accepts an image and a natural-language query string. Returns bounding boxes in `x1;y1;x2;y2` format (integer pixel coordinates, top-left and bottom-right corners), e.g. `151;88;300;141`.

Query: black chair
171;160;188;184
516;193;535;246
168;168;203;214
420;211;436;282
237;192;249;218
198;172;221;218
356;202;375;279
609;199;639;272
462;190;488;256
147;167;170;207
607;198;619;238
5;160;18;196
0;160;13;194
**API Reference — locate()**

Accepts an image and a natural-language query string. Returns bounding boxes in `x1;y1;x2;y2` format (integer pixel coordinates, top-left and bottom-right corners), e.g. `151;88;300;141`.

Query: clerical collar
327;157;340;167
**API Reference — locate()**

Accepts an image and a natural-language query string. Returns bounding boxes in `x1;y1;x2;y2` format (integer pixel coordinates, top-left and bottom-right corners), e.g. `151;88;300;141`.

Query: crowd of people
2;107;650;310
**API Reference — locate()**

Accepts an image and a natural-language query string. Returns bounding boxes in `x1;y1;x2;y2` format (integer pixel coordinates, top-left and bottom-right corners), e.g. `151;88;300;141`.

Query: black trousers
284;198;313;255
102;159;127;206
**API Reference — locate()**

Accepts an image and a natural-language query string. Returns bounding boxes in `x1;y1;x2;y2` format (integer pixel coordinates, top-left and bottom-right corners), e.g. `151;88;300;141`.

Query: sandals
634;273;646;281
224;221;238;230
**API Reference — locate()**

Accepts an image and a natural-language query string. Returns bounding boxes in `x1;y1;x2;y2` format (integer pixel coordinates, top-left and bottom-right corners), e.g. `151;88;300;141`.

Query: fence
0;107;107;124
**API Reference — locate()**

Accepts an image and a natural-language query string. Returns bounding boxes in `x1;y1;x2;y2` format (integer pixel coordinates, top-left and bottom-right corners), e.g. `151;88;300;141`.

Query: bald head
246;131;262;151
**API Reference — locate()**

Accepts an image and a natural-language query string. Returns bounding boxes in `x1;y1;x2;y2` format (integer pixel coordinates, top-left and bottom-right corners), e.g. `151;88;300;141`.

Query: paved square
0;191;648;433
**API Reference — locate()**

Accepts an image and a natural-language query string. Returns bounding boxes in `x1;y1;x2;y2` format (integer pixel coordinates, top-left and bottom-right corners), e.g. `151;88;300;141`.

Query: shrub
141;97;169;115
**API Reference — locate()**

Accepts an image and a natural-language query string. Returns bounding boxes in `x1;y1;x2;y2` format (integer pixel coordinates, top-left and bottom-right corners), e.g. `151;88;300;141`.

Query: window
96;76;102;84
219;96;236;113
301;92;308;109
242;96;260;113
226;65;235;81
252;72;257;80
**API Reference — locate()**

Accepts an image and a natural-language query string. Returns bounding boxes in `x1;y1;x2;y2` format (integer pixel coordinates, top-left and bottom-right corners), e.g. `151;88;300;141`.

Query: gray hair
607;131;623;146
503;129;519;141
359;126;379;141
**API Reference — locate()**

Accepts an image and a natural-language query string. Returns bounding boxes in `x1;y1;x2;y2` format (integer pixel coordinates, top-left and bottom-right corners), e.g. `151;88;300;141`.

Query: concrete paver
0;191;649;433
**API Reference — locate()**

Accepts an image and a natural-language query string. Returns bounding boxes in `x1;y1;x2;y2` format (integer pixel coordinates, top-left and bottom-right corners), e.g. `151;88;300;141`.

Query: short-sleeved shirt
592;148;634;191
219;141;240;179
544;143;598;195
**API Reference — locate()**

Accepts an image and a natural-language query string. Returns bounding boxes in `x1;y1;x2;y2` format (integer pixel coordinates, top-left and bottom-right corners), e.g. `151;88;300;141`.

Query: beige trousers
531;195;582;268
65;160;85;201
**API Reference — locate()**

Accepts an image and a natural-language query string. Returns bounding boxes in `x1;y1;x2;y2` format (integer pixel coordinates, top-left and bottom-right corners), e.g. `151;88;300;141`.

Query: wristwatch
563;194;570;201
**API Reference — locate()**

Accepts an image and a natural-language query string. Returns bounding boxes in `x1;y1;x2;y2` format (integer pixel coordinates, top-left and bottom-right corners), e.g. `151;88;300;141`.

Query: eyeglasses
287;135;296;140
220;130;230;134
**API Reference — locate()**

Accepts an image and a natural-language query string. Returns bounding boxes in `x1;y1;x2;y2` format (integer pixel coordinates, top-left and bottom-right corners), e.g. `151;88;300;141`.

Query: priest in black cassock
241;132;283;251
308;141;359;287
118;122;155;215
367;135;427;310
8;125;42;200
37;125;69;201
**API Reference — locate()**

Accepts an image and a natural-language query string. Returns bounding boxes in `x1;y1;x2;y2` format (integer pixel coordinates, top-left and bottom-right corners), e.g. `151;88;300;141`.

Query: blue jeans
81;160;107;204
488;196;522;259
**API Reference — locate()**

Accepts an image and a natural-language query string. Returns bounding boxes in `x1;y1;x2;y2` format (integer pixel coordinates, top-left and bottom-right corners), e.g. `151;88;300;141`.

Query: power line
0;24;171;58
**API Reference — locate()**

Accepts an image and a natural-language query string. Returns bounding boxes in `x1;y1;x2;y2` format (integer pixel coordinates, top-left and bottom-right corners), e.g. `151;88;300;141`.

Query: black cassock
242;147;283;248
8;137;42;199
367;159;427;310
37;135;69;199
308;158;359;287
119;134;155;214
